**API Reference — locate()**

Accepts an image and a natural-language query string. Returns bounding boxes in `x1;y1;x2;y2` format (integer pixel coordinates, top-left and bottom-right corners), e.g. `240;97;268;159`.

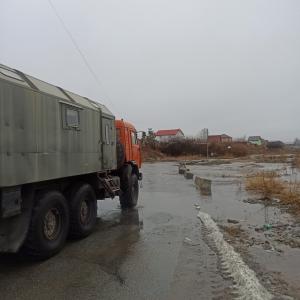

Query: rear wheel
22;191;69;259
68;183;97;239
120;171;139;209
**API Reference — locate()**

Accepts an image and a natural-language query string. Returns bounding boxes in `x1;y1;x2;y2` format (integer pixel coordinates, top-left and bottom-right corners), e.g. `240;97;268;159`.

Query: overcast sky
1;0;299;141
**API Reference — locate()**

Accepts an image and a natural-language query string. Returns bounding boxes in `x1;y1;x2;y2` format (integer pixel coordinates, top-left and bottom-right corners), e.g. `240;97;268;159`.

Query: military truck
0;63;142;259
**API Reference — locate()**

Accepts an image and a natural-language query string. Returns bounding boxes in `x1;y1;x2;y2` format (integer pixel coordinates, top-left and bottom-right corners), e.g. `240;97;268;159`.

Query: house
207;134;232;143
248;136;264;146
155;129;184;142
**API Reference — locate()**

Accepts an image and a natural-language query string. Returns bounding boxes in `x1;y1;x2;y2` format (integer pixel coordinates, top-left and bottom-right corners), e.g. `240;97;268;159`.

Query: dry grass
246;171;283;198
246;171;300;208
254;154;291;163
221;225;244;238
142;145;165;162
142;145;204;162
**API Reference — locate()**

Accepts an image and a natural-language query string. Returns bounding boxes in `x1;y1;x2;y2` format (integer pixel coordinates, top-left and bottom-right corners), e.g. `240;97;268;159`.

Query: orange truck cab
115;119;142;178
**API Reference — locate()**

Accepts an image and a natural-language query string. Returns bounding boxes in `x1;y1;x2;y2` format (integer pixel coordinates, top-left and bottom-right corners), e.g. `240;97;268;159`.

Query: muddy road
0;162;299;299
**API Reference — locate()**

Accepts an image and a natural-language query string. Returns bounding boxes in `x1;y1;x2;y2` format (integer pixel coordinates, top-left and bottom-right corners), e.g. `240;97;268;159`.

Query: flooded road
189;160;300;299
0;161;299;299
0;162;231;300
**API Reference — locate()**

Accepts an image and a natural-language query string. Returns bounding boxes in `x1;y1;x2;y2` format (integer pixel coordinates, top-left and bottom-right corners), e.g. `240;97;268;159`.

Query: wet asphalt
0;162;231;300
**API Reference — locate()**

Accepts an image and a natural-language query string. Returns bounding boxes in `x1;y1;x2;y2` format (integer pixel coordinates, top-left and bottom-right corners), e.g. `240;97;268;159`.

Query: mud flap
0;189;34;253
138;172;143;181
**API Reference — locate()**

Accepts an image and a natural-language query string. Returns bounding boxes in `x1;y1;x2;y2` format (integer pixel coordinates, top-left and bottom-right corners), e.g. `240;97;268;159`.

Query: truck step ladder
98;175;120;198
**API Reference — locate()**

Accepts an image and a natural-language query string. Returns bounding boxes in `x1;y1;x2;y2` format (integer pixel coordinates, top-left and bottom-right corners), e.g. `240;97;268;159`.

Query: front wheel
120;173;139;209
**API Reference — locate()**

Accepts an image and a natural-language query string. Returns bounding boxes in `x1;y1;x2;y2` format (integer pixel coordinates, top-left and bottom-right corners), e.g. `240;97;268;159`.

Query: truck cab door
130;130;141;168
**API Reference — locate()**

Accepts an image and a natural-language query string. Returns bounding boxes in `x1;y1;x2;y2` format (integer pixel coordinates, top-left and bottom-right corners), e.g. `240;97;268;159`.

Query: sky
1;0;299;142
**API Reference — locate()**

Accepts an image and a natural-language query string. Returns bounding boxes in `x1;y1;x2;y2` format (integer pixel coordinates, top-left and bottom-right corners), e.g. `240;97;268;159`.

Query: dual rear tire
68;184;97;239
21;168;139;259
22;191;69;259
22;184;97;259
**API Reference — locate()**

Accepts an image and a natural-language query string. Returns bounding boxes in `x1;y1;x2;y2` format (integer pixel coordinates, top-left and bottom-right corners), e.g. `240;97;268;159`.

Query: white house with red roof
155;129;184;142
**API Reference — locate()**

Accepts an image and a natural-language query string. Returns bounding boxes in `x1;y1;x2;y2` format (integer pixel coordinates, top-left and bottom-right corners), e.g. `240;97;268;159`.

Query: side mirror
137;131;145;140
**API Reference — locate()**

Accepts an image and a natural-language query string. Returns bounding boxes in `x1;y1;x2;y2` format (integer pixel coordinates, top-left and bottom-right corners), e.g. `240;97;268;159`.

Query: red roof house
208;134;232;143
155;129;184;142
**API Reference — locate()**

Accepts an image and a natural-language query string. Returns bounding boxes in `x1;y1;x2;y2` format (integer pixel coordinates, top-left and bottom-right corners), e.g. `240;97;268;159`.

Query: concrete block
184;172;194;179
194;176;212;195
178;165;186;174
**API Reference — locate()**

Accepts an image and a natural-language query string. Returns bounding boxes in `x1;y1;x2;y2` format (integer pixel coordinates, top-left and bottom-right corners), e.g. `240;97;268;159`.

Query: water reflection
119;208;143;228
98;205;143;229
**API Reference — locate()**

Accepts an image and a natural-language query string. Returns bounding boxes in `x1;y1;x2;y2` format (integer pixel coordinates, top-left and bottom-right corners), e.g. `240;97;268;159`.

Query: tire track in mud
198;211;273;300
168;221;234;300
201;223;237;300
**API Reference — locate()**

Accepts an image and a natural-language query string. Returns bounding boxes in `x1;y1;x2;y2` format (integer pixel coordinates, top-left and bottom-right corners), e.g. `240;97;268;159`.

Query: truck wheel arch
0;186;35;253
116;142;126;169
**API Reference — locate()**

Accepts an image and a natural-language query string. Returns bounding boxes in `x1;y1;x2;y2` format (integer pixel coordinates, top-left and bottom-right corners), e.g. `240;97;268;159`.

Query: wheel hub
80;200;89;224
44;208;60;240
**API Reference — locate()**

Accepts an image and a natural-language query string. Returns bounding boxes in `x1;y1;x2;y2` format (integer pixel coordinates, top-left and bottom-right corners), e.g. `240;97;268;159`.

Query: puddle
189;161;296;225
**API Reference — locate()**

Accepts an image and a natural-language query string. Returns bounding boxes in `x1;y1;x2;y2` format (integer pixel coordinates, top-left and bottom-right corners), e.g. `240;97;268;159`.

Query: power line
46;0;121;116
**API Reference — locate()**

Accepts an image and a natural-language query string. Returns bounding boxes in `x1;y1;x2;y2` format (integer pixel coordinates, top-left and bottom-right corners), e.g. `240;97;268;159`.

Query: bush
267;141;285;149
231;143;248;157
158;140;249;157
209;142;227;156
159;139;206;156
208;142;248;157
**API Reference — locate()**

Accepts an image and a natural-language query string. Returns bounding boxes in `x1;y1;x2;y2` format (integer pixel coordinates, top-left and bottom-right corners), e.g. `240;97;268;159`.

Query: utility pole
200;128;209;160
206;129;209;160
206;139;209;160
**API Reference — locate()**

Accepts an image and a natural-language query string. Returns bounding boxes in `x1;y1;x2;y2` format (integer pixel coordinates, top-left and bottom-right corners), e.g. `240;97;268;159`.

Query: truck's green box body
0;64;117;188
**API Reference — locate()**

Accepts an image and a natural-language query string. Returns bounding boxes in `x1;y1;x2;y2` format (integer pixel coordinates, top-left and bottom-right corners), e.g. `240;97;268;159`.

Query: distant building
248;136;264;146
294;138;300;146
208;134;232;143
155;129;184;142
267;141;285;149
